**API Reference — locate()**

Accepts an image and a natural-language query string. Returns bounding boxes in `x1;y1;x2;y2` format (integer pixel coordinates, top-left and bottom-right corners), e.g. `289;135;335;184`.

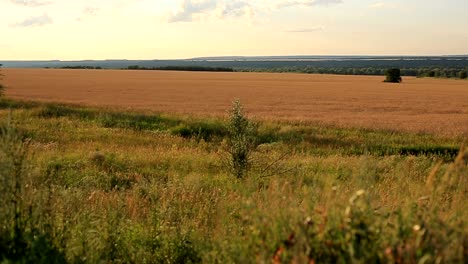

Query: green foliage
0;118;65;263
38;104;95;119
100;112;178;131
37;104;181;131
170;120;227;141
226;99;258;179
0;98;39;110
384;68;402;83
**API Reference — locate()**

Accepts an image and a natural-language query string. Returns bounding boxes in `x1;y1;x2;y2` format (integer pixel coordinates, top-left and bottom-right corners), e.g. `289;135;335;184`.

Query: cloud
82;7;99;16
222;1;255;17
284;26;324;32
168;0;341;23
276;0;343;8
169;0;255;22
11;13;53;27
76;6;100;21
169;0;217;22
369;1;398;9
9;0;52;7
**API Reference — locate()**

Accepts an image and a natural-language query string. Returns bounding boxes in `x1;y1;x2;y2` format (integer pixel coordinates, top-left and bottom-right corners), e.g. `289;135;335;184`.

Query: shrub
384;68;402;83
226;99;258;179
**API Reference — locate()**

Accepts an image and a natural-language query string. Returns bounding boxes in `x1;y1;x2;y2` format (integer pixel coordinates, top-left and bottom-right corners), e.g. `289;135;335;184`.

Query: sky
0;0;467;60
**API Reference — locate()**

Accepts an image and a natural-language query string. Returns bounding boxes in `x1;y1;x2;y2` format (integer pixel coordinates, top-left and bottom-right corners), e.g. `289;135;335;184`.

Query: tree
384;68;402;83
459;71;467;79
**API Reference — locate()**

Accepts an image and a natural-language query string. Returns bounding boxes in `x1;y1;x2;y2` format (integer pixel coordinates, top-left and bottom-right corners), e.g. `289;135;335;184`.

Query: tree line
238;66;468;79
40;63;468;79
127;65;235;72
54;66;103;69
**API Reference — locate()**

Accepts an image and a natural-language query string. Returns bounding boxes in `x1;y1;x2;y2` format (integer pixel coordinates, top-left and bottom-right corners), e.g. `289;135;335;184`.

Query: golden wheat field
4;68;468;136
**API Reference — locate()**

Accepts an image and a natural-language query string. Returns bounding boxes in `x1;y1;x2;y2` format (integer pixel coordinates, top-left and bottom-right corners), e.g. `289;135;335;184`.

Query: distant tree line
127;65;235;72
238;66;468;79
39;63;468;79
49;66;103;69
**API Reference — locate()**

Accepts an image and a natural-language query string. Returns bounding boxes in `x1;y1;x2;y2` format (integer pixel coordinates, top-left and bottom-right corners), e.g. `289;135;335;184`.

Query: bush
384;68;402;83
226;99;258;179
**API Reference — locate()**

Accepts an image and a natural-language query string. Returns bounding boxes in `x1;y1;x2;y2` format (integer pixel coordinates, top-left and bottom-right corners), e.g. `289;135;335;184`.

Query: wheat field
4;68;468;136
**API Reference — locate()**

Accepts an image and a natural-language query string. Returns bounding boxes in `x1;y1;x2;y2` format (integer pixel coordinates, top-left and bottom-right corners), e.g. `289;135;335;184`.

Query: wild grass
0;98;466;263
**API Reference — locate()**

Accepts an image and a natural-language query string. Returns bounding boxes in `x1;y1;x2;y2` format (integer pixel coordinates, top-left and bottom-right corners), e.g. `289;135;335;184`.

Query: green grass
0;98;466;263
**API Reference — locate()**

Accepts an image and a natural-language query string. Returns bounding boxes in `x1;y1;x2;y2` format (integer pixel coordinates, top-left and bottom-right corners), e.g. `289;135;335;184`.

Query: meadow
0;70;467;263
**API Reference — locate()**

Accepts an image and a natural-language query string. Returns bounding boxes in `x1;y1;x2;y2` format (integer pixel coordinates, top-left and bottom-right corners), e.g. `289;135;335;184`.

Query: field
0;69;467;263
4;69;468;136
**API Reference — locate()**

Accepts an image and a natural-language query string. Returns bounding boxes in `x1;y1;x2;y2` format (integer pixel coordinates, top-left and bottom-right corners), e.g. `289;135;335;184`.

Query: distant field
4;68;468;136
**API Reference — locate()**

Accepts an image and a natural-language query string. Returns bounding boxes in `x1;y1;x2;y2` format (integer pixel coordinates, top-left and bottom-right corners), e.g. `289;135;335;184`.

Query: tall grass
0;99;466;263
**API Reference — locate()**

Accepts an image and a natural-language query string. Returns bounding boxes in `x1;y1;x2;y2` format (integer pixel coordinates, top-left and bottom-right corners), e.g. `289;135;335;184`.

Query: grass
0;98;466;263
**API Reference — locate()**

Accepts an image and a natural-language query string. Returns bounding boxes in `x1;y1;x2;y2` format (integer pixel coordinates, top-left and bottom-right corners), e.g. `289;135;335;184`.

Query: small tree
227;99;257;179
384;68;402;83
459;71;467;79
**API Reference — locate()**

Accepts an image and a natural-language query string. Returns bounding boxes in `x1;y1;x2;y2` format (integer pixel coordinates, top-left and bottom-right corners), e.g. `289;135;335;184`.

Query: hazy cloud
11;13;53;27
168;0;342;22
82;7;99;16
277;0;343;8
369;1;398;9
169;0;217;22
76;6;100;21
221;1;254;18
169;0;256;22
284;26;324;32
9;0;52;7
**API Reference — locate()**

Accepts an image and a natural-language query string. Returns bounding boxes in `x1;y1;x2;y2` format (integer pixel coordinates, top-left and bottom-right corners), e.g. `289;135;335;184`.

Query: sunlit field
4;69;468;136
